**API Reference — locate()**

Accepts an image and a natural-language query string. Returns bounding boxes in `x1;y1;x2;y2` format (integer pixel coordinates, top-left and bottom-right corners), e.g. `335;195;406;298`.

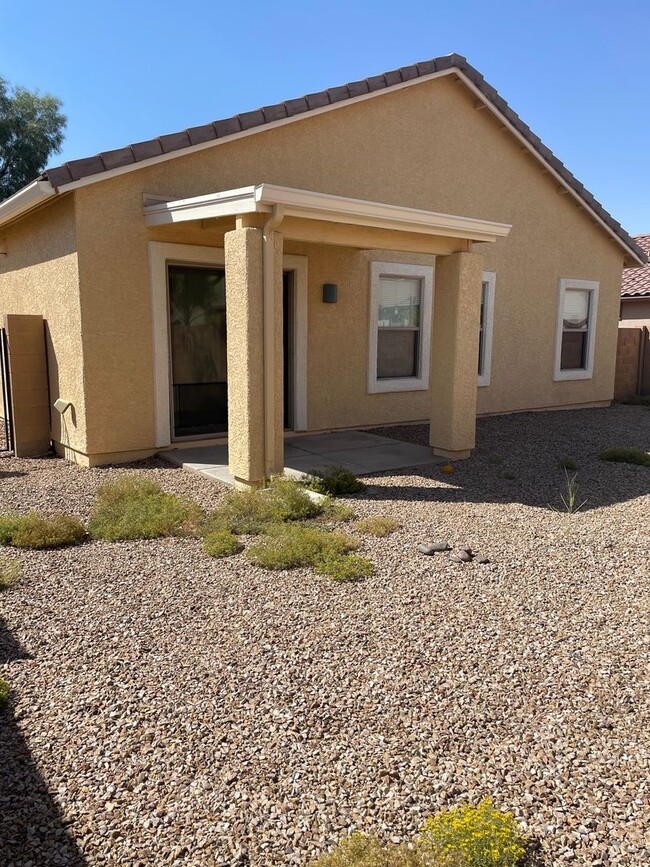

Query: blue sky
3;0;649;233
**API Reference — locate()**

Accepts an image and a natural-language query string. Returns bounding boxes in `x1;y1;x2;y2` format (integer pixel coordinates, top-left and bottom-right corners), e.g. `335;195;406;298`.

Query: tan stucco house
0;54;646;486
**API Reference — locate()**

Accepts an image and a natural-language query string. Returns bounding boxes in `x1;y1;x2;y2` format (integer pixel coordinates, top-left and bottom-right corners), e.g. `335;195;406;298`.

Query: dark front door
168;264;227;438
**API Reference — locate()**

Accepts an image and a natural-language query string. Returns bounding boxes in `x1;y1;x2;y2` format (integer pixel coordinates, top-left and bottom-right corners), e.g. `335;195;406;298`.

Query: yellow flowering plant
419;799;526;867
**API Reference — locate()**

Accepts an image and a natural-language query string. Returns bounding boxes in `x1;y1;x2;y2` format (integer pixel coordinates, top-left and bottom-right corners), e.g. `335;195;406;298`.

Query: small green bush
0;556;21;590
0;675;10;709
317;552;374;582
599;447;650;467
246;523;358;570
203;529;240;558
89;476;202;541
310;833;450;866
205;477;322;536
319;499;356;523
420;799;526;867
558;456;577;471
304;465;366;496
354;516;401;537
0;512;85;549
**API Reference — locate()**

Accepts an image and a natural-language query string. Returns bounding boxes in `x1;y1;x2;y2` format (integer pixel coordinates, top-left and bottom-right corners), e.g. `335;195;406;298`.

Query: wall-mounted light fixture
53;398;72;415
322;283;338;304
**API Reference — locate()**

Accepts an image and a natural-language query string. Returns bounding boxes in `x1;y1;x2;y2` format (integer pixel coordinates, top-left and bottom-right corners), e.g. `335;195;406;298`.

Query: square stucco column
429;251;483;459
224;224;284;486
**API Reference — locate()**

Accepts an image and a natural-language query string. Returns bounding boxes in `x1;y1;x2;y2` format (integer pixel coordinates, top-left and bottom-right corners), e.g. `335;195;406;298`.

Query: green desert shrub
420;799;526;867
89;476;202;541
354;516;402;537
203;529;240;558
0;512;85;549
310;833;451;866
319;499;356;523
304;465;366;496
0;556;21;590
598;447;650;467
205;476;322;536
246;523;359;571
0;675;10;709
317;552;374;582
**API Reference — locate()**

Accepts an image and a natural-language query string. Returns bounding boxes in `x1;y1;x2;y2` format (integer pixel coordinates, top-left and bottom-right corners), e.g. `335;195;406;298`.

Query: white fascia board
0;179;56;228
144;185;265;225
456;72;645;267
146;182;512;242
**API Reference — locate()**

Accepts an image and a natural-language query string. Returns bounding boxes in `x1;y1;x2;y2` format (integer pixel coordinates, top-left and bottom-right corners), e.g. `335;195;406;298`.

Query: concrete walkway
158;430;440;485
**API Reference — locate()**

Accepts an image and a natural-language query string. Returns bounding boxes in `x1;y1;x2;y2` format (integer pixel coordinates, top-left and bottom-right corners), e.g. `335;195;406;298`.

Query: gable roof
622;235;650;297
0;54;645;265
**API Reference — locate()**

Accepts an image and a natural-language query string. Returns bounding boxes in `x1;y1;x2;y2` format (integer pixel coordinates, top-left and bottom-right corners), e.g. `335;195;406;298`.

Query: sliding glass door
168;264;227;438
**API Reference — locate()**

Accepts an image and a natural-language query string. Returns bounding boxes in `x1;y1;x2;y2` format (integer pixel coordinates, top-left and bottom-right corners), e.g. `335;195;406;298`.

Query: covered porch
145;184;511;487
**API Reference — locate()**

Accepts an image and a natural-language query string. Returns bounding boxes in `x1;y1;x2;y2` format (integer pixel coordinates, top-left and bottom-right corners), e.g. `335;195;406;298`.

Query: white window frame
553;278;599;381
368;260;434;394
478;270;496;387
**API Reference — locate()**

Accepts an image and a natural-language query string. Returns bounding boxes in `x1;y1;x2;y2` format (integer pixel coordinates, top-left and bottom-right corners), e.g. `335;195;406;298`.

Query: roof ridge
36;53;645;265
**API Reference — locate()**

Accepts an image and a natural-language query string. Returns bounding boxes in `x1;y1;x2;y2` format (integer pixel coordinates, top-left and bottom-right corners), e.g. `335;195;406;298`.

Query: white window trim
553;278;599;381
149;241;308;447
368;260;434;394
478;270;496;387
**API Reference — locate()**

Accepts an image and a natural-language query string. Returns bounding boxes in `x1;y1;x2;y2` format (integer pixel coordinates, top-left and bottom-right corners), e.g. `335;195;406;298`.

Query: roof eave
0;179;56;229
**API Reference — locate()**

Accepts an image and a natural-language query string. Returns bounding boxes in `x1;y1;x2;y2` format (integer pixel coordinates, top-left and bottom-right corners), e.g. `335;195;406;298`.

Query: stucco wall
18;72;629;458
620;298;650;329
0;196;87;455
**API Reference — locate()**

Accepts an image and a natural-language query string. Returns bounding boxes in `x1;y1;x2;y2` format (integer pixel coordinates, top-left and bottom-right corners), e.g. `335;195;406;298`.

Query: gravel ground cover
0;406;648;866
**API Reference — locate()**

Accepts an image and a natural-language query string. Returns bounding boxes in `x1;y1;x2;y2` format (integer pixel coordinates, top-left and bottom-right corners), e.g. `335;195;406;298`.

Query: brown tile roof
41;53;645;265
622;234;650;297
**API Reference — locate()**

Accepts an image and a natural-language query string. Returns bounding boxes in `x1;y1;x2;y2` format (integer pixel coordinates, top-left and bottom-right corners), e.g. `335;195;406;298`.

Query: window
478;271;496;387
368;261;434;393
554;278;599;381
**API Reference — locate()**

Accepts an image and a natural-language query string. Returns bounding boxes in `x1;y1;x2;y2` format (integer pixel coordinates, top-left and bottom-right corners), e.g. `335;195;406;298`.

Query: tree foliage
0;77;66;201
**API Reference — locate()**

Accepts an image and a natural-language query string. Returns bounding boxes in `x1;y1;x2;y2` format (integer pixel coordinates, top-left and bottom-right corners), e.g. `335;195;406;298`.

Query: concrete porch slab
158;430;441;484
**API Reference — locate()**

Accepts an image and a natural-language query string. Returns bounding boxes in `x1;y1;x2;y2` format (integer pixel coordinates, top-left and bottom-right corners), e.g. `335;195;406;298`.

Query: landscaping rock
450;549;472;562
417;541;450;554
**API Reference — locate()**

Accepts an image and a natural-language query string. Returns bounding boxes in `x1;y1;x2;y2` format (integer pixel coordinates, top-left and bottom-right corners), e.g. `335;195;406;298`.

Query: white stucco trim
553;278;600;382
149;241;308;447
367;260;434;394
478;270;496;387
144;183;512;243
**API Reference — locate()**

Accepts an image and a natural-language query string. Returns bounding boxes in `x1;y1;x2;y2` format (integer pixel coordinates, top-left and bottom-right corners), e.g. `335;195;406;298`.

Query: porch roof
143;183;512;244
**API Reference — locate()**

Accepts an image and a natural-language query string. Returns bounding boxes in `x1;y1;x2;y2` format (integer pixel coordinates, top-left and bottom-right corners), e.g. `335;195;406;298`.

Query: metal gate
0;327;14;453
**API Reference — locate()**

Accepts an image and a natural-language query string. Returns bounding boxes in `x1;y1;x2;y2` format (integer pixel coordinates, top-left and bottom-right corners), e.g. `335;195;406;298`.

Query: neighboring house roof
0;53;646;266
621;235;650;297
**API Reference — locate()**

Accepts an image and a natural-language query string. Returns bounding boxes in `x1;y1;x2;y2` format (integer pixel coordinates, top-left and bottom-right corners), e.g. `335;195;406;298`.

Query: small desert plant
203;529;241;558
0;675;10;709
558;456;577;471
0;556;21;589
246;523;359;571
304;465;366;496
420;798;526;867
599;447;650;467
205;477;322;535
0;512;85;549
310;833;449;866
319;499;356;523
89;476;202;541
317;552;374;582
354;516;401;537
551;468;587;515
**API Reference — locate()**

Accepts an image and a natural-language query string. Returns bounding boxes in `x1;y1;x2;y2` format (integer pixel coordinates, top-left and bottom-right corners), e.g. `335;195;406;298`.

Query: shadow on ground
367;407;650;512
0;616;86;866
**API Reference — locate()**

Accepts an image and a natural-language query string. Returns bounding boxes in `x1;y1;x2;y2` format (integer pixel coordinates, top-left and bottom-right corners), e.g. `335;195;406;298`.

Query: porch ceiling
143;183;512;244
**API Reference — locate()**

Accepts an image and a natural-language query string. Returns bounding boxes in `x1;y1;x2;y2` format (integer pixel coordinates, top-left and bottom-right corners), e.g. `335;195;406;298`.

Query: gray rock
476;555;490;564
417;541;450;555
459;545;473;555
449;550;472;563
